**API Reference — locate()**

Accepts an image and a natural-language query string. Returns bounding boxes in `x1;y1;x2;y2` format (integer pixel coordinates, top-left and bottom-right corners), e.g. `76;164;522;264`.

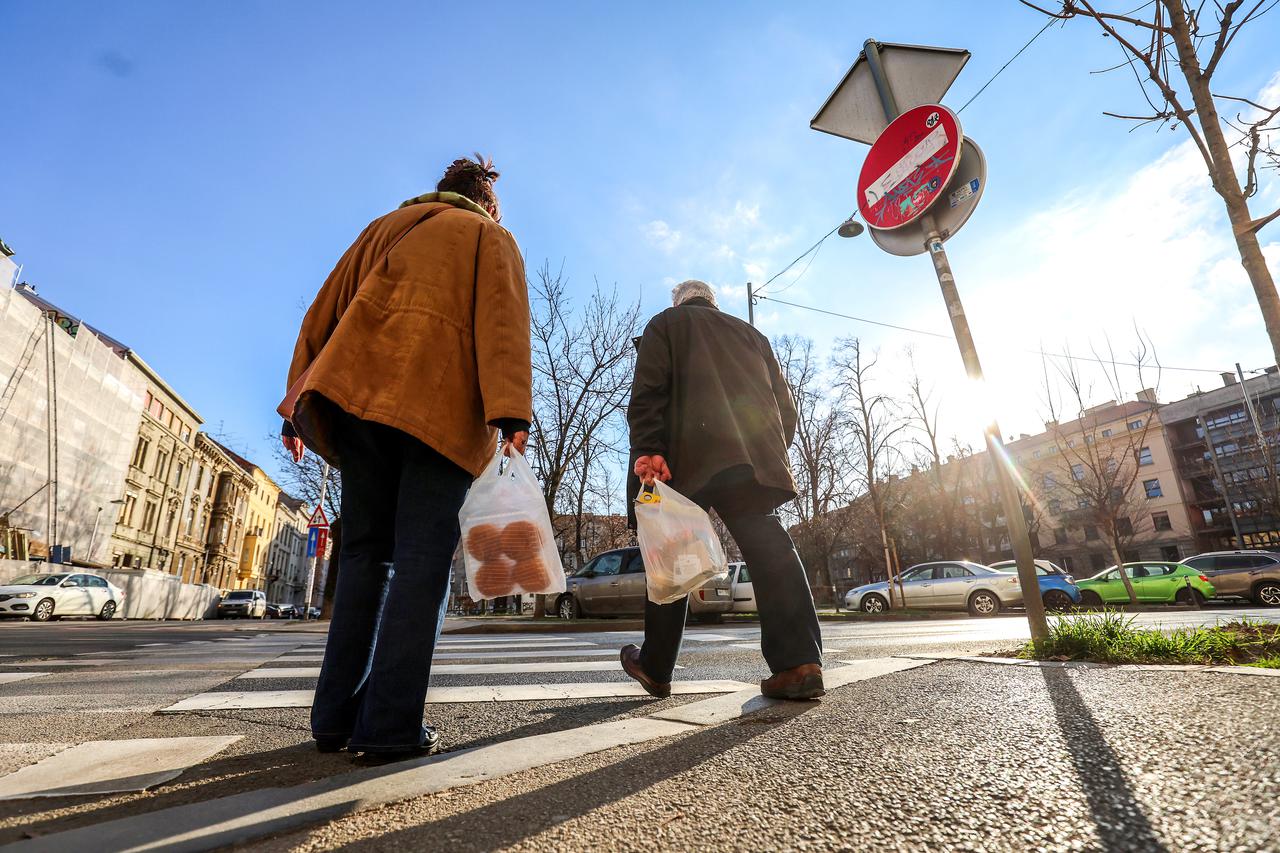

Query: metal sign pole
302;462;330;620
863;38;1048;641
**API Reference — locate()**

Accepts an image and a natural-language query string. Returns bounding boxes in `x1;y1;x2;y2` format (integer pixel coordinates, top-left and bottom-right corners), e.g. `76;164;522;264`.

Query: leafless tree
774;335;853;600
528;263;641;614
267;436;341;524
1038;335;1163;603
832;338;908;604
1023;0;1280;362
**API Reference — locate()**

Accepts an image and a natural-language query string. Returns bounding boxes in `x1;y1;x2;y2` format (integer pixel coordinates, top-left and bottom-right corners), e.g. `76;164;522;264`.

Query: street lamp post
301;462;331;620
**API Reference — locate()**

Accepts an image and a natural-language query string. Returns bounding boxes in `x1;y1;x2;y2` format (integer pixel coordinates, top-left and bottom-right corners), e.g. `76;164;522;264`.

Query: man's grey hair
671;279;718;308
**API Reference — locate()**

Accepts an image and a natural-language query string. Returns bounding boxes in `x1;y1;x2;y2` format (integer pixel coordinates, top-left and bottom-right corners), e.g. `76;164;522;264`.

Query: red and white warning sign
857;104;962;231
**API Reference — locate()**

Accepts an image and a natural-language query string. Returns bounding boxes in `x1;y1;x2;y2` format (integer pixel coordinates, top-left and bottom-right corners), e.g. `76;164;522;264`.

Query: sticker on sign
949;178;980;208
857;104;962;231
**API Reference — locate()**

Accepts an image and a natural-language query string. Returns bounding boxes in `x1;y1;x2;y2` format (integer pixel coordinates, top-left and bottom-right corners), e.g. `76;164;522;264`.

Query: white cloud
643;220;682;253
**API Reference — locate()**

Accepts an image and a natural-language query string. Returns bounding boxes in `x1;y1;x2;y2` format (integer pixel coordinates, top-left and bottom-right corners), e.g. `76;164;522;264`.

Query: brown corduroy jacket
282;194;532;477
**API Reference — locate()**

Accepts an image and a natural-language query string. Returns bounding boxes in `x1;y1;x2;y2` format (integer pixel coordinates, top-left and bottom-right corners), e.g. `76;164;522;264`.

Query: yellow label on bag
636;489;661;505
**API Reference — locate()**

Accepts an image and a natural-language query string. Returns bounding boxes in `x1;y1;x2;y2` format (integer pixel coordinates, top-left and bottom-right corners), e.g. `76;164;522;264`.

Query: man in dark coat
620;280;824;701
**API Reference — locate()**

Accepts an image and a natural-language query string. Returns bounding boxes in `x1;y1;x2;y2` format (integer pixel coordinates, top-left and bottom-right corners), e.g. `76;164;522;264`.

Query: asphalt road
0;607;1275;851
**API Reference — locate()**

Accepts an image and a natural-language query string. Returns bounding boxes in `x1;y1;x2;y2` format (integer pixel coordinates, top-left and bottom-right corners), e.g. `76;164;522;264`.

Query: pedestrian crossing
0;628;753;801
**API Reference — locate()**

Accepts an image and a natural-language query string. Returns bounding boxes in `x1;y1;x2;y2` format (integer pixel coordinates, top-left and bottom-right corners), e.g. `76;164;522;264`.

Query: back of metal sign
811;42;971;145
868;137;987;257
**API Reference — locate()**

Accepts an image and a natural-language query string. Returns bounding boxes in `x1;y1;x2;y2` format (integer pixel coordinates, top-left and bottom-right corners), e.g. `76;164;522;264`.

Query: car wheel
860;593;888;614
557;596;580;620
1079;590;1104;608
32;598;55;622
968;590;1001;617
1174;587;1206;607
1042;590;1074;612
97;601;117;621
1254;581;1280;607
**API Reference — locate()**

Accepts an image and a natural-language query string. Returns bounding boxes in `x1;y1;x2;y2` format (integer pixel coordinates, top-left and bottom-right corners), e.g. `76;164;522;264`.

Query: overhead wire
754;293;1232;376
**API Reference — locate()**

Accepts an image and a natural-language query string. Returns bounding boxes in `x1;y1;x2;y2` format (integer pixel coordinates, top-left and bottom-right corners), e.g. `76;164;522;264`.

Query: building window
132;436;150;469
1062;556;1075;571
1161;545;1181;561
1143;479;1163;499
1152;511;1172;532
1071;463;1086;481
1127;419;1144;431
173;461;185;488
1043;473;1057;489
1084;434;1095;445
119;493;137;526
1116;516;1133;536
181;424;191;443
1136;447;1153;466
1090;554;1107;571
1084;525;1099;541
1033;450;1041;459
154;448;169;478
1048;499;1062;514
186;506;197;536
1078;497;1090;508
142;500;158;533
149;397;164;419
1101;429;1113;437
1054;528;1068;545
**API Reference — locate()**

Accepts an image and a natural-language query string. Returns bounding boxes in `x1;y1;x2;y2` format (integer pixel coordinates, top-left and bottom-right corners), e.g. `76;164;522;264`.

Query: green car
1077;562;1216;606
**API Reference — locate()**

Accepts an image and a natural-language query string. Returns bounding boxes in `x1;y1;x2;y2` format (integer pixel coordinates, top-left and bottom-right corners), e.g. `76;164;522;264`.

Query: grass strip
1019;611;1280;668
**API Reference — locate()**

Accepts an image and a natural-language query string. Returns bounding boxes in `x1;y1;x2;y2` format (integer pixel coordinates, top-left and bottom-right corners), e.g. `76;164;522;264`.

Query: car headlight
14;593;35;599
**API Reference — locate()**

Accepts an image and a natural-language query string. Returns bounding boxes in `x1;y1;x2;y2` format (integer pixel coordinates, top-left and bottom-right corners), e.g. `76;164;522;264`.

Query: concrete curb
906;654;1280;677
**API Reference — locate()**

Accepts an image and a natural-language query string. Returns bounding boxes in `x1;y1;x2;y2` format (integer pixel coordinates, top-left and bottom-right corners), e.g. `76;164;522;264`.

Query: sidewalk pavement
252;660;1278;852
17;655;1276;852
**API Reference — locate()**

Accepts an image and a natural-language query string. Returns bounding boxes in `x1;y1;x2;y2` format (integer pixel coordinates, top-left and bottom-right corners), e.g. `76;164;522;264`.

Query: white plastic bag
634;480;728;605
458;451;565;601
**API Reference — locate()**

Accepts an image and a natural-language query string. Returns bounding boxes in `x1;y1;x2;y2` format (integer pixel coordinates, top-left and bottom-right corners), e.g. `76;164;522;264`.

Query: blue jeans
639;492;823;682
311;412;471;752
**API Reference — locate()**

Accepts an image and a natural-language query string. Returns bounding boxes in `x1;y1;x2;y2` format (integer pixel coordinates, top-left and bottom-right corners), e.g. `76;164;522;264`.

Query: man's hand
634;454;672;485
502;430;529;457
283;435;305;463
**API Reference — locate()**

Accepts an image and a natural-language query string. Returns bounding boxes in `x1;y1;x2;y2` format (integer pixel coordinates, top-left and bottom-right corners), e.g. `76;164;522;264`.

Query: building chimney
1019;433;1030;440
1044;419;1058;430
1221;372;1237;387
16;282;36;295
1136;387;1159;403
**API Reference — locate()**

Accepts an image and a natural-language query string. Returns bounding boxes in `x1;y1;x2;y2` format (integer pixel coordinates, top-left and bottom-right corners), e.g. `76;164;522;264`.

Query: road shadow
325;701;820;852
1040;667;1167;853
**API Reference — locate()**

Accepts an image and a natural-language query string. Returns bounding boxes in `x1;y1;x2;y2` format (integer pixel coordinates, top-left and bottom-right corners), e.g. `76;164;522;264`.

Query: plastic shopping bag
459;451;566;601
635;480;728;605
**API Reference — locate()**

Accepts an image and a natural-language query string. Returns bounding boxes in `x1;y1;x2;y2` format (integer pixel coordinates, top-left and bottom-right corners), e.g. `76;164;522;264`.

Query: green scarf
398;190;493;220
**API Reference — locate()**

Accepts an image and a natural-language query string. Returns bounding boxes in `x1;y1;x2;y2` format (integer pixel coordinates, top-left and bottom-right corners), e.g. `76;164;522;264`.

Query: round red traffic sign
857;104;962;231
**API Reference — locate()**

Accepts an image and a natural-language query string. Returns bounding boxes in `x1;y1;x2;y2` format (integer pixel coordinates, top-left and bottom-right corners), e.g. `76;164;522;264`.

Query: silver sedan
843;561;1024;617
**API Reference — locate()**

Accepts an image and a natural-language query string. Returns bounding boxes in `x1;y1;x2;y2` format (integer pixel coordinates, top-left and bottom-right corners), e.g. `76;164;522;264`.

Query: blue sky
4;1;1278;481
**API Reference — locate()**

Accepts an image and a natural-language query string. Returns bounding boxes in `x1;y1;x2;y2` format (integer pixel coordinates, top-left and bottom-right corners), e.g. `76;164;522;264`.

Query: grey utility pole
302;462;331;620
747;282;756;326
862;39;1049;641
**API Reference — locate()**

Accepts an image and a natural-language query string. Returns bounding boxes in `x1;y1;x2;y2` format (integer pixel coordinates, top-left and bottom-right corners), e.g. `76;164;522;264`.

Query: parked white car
726;562;757;613
0;572;125;622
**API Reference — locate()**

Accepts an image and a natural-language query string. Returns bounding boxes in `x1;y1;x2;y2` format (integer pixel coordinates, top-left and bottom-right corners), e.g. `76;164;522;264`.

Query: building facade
0;280;145;565
216;448;281;593
1160;369;1280;552
107;355;204;572
193;435;250;588
268;494;310;605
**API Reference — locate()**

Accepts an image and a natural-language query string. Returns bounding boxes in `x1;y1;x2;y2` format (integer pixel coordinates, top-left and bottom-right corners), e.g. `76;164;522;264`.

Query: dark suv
1180;551;1280;606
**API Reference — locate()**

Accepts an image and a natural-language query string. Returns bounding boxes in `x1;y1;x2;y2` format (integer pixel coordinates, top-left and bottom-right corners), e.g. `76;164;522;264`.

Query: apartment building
268;494;310;605
108;356;204;572
1160;368;1280;552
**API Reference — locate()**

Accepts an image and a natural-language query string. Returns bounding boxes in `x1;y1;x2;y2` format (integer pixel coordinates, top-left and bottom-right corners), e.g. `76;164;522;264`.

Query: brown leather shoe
620;644;671;698
761;663;825;700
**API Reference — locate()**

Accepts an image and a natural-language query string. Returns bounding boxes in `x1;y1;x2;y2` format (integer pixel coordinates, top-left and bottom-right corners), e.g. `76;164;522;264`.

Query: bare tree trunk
1162;2;1280;365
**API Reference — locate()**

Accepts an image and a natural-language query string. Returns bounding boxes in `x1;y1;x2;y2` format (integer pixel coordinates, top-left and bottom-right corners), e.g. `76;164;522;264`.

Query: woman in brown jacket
280;156;532;762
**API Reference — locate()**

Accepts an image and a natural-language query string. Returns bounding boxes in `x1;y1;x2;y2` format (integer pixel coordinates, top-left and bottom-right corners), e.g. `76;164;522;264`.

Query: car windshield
225;591;254;600
8;574;66;586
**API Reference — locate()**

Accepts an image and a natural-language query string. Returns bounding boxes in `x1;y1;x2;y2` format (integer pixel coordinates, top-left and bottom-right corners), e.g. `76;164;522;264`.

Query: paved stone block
0;736;241;799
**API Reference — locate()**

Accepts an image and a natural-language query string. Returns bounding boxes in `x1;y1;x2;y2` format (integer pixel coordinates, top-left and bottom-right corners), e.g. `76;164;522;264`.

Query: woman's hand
634;454;672;484
283;435;305;463
502;430;529;457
